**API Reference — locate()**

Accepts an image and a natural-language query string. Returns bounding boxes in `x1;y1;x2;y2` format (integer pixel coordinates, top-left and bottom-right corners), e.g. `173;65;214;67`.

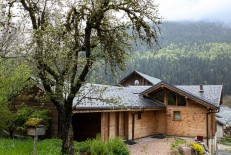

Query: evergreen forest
89;21;231;96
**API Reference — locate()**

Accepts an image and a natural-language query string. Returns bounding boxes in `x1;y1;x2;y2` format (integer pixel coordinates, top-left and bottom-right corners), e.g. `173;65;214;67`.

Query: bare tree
5;0;161;154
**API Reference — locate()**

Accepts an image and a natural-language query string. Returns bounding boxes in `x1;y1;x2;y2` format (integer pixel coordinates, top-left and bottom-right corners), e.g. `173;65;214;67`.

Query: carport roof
73;84;165;110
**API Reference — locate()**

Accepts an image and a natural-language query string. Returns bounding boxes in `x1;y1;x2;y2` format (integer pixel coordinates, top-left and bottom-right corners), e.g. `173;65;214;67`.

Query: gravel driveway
217;144;231;155
127;137;174;155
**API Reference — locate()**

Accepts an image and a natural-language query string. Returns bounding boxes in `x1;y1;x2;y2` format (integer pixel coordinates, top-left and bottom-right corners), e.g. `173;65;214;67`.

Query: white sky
155;0;231;24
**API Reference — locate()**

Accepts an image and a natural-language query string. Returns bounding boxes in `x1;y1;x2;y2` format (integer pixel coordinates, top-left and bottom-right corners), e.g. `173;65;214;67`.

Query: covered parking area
72;112;101;141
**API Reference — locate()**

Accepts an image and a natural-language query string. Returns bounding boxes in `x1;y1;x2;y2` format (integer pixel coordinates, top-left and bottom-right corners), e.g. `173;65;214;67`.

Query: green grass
0;138;62;155
171;138;187;149
0;136;129;155
220;136;231;146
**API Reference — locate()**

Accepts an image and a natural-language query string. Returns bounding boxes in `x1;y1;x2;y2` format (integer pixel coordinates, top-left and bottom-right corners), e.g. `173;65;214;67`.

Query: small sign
36;125;45;136
27;125;45;136
27;128;36;136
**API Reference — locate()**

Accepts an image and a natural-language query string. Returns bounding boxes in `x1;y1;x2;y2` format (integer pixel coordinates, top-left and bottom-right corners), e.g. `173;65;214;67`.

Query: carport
72;112;101;141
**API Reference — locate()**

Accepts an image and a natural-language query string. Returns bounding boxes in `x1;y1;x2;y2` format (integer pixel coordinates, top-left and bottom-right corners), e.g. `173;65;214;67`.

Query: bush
75;136;129;155
171;138;186;149
75;139;91;154
190;142;204;155
107;137;130;155
90;136;109;155
10;106;50;132
14;106;34;130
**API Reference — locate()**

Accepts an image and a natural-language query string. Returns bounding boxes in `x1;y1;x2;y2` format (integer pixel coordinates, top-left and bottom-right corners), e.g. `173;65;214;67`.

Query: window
137;113;142;120
174;111;181;120
151;90;164;103
178;95;186;106
168;92;176;105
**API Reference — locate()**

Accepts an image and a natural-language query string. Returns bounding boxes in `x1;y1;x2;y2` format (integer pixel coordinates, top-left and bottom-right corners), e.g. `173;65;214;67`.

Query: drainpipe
206;108;220;147
132;113;135;141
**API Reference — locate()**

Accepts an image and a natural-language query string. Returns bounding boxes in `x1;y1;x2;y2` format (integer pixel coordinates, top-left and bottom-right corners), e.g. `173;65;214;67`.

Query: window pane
168;92;176;105
151;90;164;103
178;95;186;106
174;111;181;120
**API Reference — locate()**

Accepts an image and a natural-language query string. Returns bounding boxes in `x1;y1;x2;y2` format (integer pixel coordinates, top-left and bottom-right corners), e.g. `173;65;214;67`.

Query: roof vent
134;80;139;85
199;84;204;93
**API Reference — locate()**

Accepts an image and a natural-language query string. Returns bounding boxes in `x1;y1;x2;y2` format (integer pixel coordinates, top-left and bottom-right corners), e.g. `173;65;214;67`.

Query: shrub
9;106;51;132
190;142;204;155
106;137;130;155
90;135;109;155
75;139;91;154
14;106;34;130
75;136;129;155
25;118;43;127
171;138;187;149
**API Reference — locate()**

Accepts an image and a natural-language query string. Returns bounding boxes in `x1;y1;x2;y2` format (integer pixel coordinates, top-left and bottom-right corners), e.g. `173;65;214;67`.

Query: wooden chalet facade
14;70;222;154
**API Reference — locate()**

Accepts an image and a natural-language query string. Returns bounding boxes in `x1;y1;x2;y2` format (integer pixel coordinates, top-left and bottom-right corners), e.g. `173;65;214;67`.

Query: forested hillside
89;22;231;95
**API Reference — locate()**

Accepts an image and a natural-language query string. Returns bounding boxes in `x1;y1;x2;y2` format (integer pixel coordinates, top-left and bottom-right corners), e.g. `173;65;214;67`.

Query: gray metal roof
73;84;164;110
176;85;223;108
216;106;231;126
141;82;222;108
135;71;161;85
219;106;231;112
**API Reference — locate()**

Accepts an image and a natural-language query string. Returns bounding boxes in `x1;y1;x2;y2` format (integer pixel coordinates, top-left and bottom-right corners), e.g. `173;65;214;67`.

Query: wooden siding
101;112;109;141
133;111;156;139
155;110;167;134
166;100;207;137
120;73;152;86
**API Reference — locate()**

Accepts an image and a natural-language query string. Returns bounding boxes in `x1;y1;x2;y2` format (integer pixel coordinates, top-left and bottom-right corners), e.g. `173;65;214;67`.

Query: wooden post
34;131;37;155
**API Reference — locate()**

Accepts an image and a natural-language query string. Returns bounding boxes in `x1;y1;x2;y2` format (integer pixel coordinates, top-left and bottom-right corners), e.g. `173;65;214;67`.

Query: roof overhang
141;82;219;110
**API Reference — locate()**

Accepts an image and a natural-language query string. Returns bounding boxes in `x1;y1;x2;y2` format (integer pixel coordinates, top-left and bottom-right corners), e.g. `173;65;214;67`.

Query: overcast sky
155;0;231;24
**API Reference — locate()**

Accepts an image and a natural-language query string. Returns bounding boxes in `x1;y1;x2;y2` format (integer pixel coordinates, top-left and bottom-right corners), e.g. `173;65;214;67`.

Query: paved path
217;144;231;155
217;149;231;155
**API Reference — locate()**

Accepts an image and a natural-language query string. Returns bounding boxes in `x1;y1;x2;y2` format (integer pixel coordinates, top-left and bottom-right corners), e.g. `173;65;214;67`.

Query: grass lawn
0;138;62;155
220;136;231;146
0;136;130;155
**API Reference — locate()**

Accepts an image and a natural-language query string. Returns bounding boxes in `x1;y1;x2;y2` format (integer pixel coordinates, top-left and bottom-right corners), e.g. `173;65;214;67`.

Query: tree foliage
0;58;31;130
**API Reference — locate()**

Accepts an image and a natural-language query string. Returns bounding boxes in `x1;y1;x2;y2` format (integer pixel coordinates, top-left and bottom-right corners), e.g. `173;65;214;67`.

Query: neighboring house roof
119;70;161;85
73;84;164;110
216;106;231;126
217;118;229;126
135;71;161;85
219;106;231;112
141;82;222;109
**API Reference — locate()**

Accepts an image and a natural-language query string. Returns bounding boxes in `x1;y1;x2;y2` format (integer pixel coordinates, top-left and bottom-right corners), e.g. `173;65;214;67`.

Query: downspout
108;113;110;139
132;113;135;141
206;108;220;146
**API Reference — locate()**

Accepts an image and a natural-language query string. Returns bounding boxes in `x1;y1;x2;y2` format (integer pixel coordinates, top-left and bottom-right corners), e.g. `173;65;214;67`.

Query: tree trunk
57;113;62;138
59;107;74;155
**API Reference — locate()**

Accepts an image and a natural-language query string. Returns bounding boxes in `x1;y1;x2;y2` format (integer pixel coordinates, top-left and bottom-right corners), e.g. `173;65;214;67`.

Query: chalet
14;70;222;154
216;106;231;139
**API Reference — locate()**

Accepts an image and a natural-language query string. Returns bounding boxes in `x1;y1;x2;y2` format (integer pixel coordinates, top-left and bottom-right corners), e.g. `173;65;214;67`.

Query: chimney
199;84;204;93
